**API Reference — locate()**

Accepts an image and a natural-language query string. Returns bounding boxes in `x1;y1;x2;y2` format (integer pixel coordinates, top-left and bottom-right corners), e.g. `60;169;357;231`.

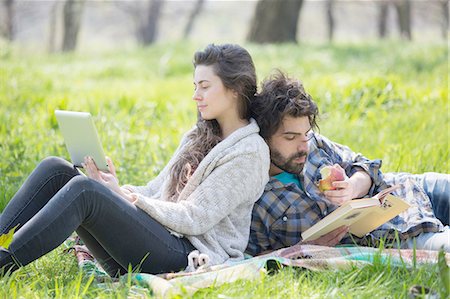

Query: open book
301;185;411;241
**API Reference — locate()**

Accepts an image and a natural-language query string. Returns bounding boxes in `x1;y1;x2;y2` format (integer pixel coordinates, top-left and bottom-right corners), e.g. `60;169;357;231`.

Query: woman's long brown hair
166;44;257;201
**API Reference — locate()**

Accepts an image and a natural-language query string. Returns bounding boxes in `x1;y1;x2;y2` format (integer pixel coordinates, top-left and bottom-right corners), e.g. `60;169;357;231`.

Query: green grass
0;40;448;297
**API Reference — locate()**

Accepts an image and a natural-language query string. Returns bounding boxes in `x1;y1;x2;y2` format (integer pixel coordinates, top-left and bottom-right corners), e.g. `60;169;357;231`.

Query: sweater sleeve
134;151;269;235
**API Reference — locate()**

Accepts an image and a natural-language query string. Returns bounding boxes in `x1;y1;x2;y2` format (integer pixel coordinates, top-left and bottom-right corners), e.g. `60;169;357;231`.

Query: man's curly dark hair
250;71;319;140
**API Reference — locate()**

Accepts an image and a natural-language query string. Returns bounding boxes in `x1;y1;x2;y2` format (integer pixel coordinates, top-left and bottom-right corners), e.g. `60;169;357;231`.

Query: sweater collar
220;118;260;145
195;118;260;165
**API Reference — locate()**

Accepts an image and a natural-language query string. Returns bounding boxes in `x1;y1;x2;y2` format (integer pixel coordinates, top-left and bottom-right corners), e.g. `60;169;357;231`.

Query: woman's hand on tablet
83;156;136;203
83;156;121;193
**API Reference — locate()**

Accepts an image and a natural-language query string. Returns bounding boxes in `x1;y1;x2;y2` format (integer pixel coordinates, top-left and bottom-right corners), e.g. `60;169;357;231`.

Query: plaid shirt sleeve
312;134;386;196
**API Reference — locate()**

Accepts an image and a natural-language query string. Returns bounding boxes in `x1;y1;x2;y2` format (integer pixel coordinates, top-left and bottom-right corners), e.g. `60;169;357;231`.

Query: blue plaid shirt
246;134;444;256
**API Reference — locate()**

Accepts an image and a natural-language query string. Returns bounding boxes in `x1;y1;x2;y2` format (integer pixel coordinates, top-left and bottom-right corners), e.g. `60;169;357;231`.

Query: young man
246;72;449;256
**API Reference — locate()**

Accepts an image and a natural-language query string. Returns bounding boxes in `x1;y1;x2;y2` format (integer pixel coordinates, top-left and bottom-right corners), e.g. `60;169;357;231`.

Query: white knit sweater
123;119;270;265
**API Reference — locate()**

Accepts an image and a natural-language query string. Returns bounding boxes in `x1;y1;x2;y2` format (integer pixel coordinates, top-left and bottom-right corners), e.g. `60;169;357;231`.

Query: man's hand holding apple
318;164;372;206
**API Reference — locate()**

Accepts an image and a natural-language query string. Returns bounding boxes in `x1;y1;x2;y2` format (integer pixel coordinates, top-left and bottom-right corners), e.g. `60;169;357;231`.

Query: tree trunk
114;1;143;45
48;1;62;53
183;0;204;39
62;0;84;52
2;0;14;40
377;0;389;38
326;0;335;42
441;0;449;39
139;0;164;45
247;0;304;43
394;0;412;40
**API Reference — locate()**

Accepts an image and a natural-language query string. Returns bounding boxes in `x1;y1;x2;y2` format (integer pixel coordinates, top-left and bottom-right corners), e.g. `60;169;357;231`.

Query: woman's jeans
0;157;194;276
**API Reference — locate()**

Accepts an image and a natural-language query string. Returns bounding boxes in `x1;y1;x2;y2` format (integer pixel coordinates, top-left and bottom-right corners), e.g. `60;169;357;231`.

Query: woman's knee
66;175;97;191
38;156;77;174
59;176;101;209
65;176;115;204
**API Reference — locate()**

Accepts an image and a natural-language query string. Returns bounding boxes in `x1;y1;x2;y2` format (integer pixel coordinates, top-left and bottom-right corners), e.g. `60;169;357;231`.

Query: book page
349;194;411;237
373;184;401;201
302;204;378;241
302;192;410;241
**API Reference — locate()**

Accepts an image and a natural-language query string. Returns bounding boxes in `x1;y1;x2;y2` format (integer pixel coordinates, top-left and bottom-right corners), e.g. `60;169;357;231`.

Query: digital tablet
55;110;109;171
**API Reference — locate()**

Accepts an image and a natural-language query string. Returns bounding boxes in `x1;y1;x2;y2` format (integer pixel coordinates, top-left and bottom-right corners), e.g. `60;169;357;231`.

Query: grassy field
0;40;448;298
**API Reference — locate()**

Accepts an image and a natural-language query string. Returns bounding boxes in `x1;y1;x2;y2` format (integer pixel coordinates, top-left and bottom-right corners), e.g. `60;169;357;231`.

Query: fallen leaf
0;224;19;250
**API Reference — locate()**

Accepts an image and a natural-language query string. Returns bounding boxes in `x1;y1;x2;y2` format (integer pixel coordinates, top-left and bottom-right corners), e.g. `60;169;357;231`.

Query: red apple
318;164;346;192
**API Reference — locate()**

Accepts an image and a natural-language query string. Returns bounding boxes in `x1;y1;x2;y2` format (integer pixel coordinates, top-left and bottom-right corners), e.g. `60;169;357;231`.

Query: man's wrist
350;171;372;198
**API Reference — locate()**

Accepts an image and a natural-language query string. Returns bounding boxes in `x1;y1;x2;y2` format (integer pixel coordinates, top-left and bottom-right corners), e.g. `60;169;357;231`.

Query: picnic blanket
64;237;449;298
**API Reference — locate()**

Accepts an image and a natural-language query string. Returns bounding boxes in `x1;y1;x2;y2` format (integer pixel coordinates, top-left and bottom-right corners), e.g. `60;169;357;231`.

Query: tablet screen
55;110;109;171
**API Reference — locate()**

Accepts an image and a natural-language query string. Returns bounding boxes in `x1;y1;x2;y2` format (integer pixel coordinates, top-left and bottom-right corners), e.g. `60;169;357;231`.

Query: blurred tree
183;0;204;39
62;0;85;52
48;1;62;53
114;1;143;43
115;0;163;45
377;0;412;40
377;0;389;38
326;0;335;42
395;0;412;40
139;0;164;45
440;0;449;39
247;0;304;43
1;0;14;40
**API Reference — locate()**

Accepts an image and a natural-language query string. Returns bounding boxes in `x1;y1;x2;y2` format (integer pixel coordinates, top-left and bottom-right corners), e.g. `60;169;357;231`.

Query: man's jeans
401;226;450;252
400;172;450;252
418;172;449;226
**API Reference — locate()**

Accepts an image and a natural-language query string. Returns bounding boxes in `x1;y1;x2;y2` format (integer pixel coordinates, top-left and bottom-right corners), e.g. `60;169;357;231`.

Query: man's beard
270;149;308;174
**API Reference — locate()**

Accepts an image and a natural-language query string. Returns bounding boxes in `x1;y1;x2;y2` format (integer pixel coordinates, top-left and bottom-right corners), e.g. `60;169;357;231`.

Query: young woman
0;44;270;276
